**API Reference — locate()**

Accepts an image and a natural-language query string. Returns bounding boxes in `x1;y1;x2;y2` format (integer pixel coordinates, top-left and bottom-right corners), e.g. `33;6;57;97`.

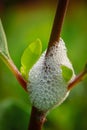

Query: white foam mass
27;38;75;112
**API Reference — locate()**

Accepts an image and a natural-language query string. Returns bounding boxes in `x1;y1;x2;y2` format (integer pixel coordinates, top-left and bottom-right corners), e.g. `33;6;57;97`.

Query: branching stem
2;55;27;91
68;65;87;90
9;60;27;91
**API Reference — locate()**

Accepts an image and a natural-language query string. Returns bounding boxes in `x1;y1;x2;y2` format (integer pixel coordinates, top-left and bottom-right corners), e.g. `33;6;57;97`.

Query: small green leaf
0;19;10;59
20;39;42;79
0;19;13;71
61;65;73;82
0;20;21;82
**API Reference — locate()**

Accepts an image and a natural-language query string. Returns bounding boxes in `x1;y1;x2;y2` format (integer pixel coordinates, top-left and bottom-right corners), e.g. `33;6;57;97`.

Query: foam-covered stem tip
27;38;75;112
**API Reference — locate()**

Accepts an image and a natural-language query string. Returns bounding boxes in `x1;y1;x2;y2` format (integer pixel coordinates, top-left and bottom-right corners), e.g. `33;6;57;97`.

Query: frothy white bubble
27;38;75;112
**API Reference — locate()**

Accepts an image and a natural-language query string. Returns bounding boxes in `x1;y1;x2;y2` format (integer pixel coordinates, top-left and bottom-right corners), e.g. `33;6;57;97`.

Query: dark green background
0;1;87;130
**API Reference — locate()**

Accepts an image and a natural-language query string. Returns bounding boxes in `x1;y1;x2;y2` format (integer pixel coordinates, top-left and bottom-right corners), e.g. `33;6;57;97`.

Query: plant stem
1;54;27;91
28;106;46;130
46;0;69;55
28;1;69;130
9;60;27;91
68;70;87;90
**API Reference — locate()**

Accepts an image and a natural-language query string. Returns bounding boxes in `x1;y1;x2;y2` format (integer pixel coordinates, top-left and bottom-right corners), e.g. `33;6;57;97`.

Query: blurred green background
0;0;87;130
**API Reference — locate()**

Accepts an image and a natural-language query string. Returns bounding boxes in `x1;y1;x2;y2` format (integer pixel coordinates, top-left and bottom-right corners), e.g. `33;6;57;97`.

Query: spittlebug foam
27;38;75;112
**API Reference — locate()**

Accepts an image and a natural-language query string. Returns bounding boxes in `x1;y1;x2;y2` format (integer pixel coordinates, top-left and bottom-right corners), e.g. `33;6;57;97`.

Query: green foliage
0;19;11;62
0;100;29;130
61;65;73;82
20;39;42;80
0;3;87;130
0;20;10;58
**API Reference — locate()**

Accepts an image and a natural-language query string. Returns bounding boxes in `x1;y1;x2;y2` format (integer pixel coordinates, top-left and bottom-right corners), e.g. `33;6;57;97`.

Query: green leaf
20;39;42;79
0;19;14;72
61;65;73;82
0;20;20;81
0;19;10;59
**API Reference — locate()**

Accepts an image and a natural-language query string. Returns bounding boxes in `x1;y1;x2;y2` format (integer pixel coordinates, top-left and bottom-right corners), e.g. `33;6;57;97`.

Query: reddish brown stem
46;0;69;55
28;106;46;130
28;1;69;130
6;59;27;91
11;61;27;91
0;51;27;91
68;71;87;90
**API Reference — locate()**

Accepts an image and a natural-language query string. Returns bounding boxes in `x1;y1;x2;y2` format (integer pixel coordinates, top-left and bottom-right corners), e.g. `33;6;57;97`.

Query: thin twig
68;70;87;90
10;60;27;91
6;58;27;91
28;106;46;130
46;0;69;55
